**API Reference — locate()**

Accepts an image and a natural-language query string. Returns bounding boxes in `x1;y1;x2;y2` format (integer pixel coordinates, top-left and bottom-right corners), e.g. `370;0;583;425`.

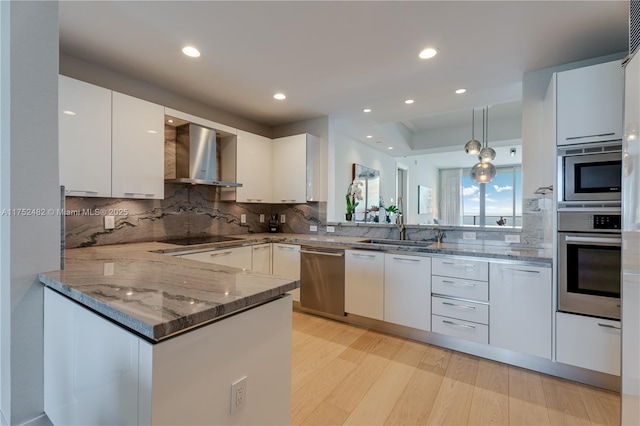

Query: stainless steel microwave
557;141;622;208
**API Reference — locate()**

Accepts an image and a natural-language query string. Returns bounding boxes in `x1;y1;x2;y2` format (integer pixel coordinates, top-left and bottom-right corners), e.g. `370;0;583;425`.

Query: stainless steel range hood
165;123;242;188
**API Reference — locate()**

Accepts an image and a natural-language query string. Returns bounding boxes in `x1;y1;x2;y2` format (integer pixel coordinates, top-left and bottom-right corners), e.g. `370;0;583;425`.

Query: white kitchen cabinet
272;134;322;203
556;60;624;145
345;250;384;320
383;253;431;330
181;246;252;270
556;312;621;376
251;243;272;274
271;243;301;301
431;256;489;344
111;91;165;199
58;75;112;197
489;263;552;359
235;130;273;203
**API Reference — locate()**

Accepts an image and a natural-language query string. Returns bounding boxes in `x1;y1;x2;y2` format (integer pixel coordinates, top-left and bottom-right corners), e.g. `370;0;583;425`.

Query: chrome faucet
435;228;446;243
396;196;406;240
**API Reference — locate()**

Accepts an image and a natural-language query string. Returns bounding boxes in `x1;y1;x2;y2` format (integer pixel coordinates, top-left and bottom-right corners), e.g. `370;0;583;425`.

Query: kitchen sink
358;238;434;248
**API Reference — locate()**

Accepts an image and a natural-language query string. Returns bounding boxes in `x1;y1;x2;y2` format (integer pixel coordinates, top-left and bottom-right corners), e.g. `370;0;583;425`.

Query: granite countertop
39;242;299;342
163;233;553;265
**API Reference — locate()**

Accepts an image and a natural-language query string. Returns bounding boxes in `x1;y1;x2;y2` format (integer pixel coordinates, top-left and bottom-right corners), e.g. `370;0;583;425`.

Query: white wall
332;130;396;222
0;2;60;424
403;156;440;224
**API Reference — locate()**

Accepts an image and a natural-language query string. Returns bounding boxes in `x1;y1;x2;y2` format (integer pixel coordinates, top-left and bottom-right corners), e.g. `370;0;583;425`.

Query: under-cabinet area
168;236;620;391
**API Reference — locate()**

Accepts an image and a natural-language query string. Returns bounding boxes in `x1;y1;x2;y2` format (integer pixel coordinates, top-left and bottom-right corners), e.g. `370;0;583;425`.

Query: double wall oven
557;141;622;320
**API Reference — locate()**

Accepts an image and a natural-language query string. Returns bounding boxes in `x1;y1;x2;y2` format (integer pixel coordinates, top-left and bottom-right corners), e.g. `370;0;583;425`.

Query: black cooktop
162;236;244;246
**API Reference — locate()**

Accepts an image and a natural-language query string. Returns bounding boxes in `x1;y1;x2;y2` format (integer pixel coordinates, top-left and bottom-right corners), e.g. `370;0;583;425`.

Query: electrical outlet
104;215;115;230
230;376;247;414
463;232;476;240
280;215;286;223
310;225;318;232
505;234;520;243
326;226;335;233
240;214;246;224
259;214;265;223
103;262;115;276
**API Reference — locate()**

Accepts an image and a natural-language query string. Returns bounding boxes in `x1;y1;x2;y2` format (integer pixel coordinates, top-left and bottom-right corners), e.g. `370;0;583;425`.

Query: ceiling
59;1;628;157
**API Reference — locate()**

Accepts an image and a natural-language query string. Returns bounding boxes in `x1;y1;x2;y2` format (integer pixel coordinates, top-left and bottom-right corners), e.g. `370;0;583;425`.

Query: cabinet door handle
352;253;377;258
499;267;540;274
442;280;476;288
280;199;297;203
277;246;295;251
565;132;616;141
124;192;155;197
65;189;99;195
246;198;263;202
300;250;344;257
442;320;476;330
597;323;621;330
442;301;476;310
393;257;421;262
210;251;232;256
253;245;269;250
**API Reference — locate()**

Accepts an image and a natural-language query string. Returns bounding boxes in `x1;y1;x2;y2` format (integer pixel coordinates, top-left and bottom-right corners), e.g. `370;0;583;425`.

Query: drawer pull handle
246;198;263;202
65;189;99;194
124;192;155;197
597;323;621;330
280;199;297;203
442;320;476;330
442;301;476;310
277;246;295;251
352;253;376;258
253;246;269;250
442;261;477;270
210;251;233;256
442;280;476;288
565;132;616;141
500;267;540;274
393;257;421;262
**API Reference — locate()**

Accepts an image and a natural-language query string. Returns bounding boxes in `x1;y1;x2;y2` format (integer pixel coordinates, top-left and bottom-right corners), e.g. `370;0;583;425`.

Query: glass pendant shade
479;146;496;162
470;161;497;183
464;139;481;155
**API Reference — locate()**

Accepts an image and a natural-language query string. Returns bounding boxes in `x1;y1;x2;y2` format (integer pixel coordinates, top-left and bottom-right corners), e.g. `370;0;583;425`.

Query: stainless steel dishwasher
300;246;345;316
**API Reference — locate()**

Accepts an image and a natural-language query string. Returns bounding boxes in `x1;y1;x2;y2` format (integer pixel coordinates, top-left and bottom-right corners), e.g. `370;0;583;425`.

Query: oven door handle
564;236;621;245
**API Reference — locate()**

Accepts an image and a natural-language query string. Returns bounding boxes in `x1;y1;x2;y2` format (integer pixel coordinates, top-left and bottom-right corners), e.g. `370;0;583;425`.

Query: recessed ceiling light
167;119;174;124
418;47;438;59
363;108;372;113
147;130;158;134
273;93;286;100
182;46;200;58
62;110;76;116
388;147;394;150
366;135;373;139
405;99;414;105
455;88;467;94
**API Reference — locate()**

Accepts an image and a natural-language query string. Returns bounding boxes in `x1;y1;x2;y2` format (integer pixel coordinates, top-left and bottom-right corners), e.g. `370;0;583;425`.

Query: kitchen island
40;242;299;426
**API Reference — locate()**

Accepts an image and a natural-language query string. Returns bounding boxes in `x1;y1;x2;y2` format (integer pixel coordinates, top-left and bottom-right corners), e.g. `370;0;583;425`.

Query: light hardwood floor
291;311;620;426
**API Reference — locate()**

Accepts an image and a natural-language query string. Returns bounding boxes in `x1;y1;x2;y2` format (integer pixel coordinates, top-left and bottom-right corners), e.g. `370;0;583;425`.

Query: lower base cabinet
431;315;489;344
272;243;301;301
556;311;621;375
383;254;431;330
345;250;384;320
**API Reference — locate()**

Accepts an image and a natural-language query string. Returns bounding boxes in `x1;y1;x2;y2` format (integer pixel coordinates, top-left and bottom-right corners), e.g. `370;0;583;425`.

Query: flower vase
385;214;391;223
345;213;353;221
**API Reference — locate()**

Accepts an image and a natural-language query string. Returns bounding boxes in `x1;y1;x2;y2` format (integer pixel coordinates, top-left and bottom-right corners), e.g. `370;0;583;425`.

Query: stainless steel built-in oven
558;211;621;320
558;141;622;208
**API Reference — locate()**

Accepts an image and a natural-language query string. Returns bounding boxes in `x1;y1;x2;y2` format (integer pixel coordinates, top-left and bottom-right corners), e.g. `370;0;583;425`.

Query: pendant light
478;106;496;163
471;107;497;183
464;109;481;155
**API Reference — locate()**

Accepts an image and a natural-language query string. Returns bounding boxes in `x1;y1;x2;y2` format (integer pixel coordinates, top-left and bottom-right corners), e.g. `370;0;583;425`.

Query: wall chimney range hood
165;123;242;188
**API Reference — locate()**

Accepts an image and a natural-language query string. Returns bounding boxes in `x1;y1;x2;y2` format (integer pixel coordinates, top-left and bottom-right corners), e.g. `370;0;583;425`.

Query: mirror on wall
352;163;380;222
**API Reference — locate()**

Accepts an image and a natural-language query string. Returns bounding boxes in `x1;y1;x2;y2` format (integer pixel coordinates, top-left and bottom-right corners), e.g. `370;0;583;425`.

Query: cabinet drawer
432;315;489;344
432;257;488;281
556;312;620;375
431;275;489;301
432;296;489;325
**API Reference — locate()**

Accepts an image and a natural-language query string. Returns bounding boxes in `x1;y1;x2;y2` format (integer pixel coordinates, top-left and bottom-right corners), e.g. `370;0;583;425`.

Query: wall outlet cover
104;215;115;230
259;214;265;223
326;226;335;233
463;232;476;240
240;214;246;224
310;225;318;232
280;215;286;223
505;234;521;243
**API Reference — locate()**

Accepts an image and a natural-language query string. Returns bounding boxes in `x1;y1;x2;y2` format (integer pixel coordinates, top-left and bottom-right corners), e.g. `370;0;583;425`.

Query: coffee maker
268;214;280;233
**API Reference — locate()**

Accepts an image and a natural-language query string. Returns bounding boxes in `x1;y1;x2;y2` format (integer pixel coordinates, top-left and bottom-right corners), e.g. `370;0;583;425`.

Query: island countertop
39;242;299;342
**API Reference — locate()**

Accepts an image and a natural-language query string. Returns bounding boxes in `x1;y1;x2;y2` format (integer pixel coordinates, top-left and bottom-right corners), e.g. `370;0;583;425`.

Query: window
440;165;522;227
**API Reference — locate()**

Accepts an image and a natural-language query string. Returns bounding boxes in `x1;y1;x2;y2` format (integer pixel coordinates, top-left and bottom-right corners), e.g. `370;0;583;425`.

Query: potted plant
384;205;398;223
346;180;363;221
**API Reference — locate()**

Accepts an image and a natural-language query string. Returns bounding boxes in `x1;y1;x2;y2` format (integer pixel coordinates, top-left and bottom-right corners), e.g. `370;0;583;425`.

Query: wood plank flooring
291;311;620;426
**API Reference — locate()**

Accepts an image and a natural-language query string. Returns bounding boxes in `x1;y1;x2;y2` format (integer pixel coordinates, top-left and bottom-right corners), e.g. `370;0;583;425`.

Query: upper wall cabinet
235;130;273;203
59;75;165;199
272;134;322;204
556;60;624;145
59;75;112;197
111;92;164;199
